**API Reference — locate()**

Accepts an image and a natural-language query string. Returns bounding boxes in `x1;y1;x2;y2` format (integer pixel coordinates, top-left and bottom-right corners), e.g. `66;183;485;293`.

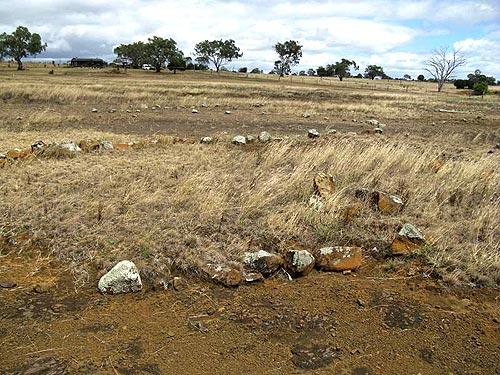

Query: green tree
194;39;242;72
473;81;488;96
329;58;358;81
274;40;302;77
114;42;147;69
250;67;262;74
145;36;180;73
316;66;328;77
364;65;385;80
417;74;425;81
0;26;46;70
167;51;186;73
403;74;411;80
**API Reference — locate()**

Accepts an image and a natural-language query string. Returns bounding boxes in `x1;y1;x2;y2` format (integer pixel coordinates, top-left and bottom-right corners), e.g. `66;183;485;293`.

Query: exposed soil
1;253;499;375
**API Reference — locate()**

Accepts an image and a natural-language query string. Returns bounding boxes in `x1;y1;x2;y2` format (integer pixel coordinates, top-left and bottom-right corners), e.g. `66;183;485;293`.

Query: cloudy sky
1;0;499;78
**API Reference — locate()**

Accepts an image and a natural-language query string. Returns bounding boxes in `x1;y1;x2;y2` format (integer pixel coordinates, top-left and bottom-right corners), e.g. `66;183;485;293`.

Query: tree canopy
364;65;385;80
274;40;302;77
114;42;147;69
194;39;242;72
0;26;46;70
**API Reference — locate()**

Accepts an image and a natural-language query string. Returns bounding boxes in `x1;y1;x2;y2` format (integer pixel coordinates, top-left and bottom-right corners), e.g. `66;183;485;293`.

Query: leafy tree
316;66;328;77
424;47;466;92
0;26;46;70
467;69;496;87
403;74;411;80
298;70;306;76
114;42;146;69
194;39;242;72
473;81;488;96
167;52;186;73
274;40;302;77
307;68;315;76
355;73;363;78
417;74;425;81
250;67;262;74
453;79;468;89
364;65;385;80
328;59;358;81
238;67;247;73
145;36;180;73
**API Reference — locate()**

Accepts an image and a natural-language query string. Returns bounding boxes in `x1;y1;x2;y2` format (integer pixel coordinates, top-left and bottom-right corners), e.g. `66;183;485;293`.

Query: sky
1;0;499;78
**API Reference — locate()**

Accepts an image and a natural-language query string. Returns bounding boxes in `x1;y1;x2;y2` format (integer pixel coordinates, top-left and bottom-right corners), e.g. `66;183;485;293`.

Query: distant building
69;58;106;68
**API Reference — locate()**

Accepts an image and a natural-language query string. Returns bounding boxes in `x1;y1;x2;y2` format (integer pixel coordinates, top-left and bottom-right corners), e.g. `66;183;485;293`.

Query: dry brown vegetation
1;63;499;287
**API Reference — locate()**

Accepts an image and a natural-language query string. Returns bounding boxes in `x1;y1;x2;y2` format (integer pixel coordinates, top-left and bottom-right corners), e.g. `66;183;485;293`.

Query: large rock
258;131;272;143
202;264;242;287
200;136;213;144
367;119;379;126
98;260;142;294
6;148;31;159
316;246;363;272
284;250;315;277
391;223;426;255
232;135;246;145
59;141;81;153
243;250;284;276
99;140;114;151
313;173;336;199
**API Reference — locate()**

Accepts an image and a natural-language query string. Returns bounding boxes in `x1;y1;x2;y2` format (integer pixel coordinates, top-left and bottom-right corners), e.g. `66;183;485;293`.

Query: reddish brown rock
377;192;403;214
114;143;133;151
202;264;242;287
6;148;31;159
243;250;284;276
391;223;426;255
284;249;315;277
316;246;363;272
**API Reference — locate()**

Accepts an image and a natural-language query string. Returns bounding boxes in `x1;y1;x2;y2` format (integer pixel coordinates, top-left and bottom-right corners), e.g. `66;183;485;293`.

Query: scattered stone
200;136;213;144
243;250;284;276
244;272;264;283
291;341;339;369
246;135;256;143
98;260;142;294
352;119;357;122
140;104;148;109
191;109;199;114
31;140;46;153
59;141;82;153
374;127;383;134
232;135;246;145
258;131;272;143
308;129;320;138
377;192;403;214
99;140;113;151
313;173;336;199
284;249;315;277
356;298;366;307
202;264;242;287
391;223;426;255
302;112;311;118
16;116;23;120
109;108;117;113
224;110;232;114
315;246;363;272
0;281;17;289
91;108;98;113
367;119;379;126
326;129;337;134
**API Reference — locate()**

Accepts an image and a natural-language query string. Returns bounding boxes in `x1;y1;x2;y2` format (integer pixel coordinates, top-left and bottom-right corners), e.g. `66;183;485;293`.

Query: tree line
1;25;497;93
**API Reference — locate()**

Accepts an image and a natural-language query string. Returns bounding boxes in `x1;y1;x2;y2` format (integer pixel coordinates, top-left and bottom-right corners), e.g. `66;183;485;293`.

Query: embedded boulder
200;136;213;144
232;135;246;145
258;131;272;143
202;264;242;287
98;260;142;294
391;223;426;255
315;246;363;272
377;192;403;214
308;129;320;138
284;250;315;277
243;250;284;276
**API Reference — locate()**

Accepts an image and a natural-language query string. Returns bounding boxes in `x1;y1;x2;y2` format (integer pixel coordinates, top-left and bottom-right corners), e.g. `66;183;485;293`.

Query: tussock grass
1;137;498;287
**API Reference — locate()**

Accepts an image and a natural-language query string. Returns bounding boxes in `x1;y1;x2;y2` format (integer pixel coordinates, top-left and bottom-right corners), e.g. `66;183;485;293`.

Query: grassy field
1;62;499;287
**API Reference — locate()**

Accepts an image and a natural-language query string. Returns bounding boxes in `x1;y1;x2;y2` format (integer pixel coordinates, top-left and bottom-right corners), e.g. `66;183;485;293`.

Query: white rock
374;127;383;134
367;119;379;126
398;223;425;241
99;140;114;150
232;135;246;145
258;131;272;143
59;141;81;153
285;249;315;276
98;260;142;294
308;129;320;138
225;110;232;114
200;136;213;144
91;108;98;113
192;109;199;113
246;135;256;143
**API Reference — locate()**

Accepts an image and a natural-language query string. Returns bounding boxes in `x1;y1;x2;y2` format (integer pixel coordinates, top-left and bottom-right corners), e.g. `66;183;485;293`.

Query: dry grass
1;63;499;288
0;135;498;287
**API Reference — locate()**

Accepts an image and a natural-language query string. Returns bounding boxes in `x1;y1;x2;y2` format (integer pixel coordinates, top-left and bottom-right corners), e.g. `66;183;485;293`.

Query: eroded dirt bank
1;254;499;375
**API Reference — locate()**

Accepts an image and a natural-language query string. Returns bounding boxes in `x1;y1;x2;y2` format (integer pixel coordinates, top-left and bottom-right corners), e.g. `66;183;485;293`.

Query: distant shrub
417;74;425;81
238;67;247;73
48;69;54;75
473;82;488;96
454;79;468;89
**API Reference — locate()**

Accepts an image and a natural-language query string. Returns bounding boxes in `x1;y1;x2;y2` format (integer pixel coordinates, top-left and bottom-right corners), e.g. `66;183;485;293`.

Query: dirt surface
1;253;499;375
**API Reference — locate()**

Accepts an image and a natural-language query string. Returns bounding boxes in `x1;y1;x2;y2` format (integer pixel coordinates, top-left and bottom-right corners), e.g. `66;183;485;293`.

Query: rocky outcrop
98;260;142;294
243;250;284;276
284;250;315;277
315;246;363;272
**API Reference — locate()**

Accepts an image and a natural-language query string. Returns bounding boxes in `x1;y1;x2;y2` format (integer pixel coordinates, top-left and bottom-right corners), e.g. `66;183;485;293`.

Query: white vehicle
141;64;154;70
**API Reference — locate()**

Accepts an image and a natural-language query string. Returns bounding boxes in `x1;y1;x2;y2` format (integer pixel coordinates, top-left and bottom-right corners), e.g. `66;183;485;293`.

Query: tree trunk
155;67;161;73
16;59;23;71
437;80;444;92
339;76;343;81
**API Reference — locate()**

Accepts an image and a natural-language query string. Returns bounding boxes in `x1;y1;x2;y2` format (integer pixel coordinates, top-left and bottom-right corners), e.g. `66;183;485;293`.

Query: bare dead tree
424;47;466;92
